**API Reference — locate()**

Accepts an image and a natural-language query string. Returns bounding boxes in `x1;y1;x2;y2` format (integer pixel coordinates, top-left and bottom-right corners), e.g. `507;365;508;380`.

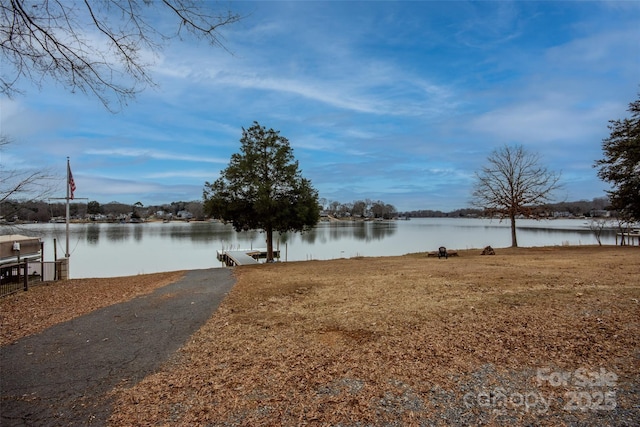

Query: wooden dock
616;231;640;246
216;249;280;266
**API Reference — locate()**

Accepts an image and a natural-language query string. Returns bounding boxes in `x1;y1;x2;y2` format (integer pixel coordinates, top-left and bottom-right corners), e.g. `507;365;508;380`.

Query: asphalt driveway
1;268;235;426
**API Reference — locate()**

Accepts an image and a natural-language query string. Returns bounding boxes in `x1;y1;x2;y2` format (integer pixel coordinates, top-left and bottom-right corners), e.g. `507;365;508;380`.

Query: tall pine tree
595;96;640;222
203;122;320;261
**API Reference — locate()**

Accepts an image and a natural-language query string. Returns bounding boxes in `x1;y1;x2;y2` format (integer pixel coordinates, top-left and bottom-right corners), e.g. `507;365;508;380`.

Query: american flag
68;163;76;200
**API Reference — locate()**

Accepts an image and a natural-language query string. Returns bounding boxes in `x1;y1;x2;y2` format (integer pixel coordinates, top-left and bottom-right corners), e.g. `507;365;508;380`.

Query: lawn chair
438;246;448;259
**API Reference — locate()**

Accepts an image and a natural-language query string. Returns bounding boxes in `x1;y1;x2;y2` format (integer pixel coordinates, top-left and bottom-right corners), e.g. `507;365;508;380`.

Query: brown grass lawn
106;246;638;426
2;246;638;425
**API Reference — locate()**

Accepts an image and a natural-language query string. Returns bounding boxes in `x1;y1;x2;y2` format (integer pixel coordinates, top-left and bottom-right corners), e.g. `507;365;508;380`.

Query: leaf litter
3;246;638;425
109;246;639;426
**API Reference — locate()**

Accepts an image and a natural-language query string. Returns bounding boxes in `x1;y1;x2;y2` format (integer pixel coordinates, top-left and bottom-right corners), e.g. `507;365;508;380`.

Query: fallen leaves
107;246;639;425
3;246;638;425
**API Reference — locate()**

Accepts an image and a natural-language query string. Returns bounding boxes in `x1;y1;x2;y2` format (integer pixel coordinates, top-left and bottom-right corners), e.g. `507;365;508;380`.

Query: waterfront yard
109;245;638;426
2;245;638;425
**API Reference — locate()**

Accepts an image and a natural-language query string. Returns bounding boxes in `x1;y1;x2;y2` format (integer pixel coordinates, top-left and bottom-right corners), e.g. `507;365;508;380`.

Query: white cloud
544;27;639;75
469;102;617;145
146;170;218;179
85;148;228;164
2;2;636;211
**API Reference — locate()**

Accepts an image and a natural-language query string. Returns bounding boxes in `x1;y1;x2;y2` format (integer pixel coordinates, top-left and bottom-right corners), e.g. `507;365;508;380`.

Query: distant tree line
319;198;398;220
0;200;205;223
400;208;483;218
0;196;613;224
539;197;611;217
2;198;398;223
400;197;612;219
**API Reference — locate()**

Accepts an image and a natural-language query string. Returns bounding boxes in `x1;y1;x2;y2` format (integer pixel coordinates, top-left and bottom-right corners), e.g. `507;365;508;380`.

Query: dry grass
0;270;185;346
105;246;639;426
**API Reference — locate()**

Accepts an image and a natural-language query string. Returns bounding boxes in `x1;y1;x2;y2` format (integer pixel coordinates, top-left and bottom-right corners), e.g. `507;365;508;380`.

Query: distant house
177;210;193;220
553;211;572;218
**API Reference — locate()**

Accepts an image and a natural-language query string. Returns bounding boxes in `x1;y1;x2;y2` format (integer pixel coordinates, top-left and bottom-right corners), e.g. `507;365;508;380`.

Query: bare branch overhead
0;0;241;111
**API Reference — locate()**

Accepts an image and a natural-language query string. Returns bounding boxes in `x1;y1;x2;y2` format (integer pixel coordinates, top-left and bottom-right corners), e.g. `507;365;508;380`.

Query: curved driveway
1;268;235;426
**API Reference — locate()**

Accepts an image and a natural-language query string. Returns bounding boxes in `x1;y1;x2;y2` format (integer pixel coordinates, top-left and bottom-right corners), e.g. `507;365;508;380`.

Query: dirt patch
106;246;639;426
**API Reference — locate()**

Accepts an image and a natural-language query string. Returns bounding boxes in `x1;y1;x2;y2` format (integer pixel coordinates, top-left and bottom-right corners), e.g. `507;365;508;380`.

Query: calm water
4;218;616;278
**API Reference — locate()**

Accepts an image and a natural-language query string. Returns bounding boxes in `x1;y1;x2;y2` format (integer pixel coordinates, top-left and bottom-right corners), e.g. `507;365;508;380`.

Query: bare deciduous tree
1;0;241;110
0;136;57;221
588;218;610;246
472;144;561;247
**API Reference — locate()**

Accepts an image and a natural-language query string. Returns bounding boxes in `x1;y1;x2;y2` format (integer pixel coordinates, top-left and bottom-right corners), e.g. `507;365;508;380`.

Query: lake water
5;218;617;278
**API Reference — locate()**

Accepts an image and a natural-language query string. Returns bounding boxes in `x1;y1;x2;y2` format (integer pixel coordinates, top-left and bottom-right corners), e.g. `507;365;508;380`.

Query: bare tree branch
471;144;562;247
0;0;241;111
0;136;58;220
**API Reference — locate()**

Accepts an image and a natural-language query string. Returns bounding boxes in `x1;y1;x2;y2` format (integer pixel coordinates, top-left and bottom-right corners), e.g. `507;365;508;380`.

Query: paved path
1;268;235;426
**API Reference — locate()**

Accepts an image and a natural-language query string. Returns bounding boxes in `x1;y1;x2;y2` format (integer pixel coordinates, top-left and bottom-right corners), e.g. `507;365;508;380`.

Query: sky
1;1;639;212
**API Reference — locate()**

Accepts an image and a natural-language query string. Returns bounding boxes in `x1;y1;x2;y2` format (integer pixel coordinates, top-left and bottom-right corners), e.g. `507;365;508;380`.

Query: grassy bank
103;245;638;426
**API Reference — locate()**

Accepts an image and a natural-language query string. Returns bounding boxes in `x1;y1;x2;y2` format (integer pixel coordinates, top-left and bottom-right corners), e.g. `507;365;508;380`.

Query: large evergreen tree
595;96;640;222
203;122;320;261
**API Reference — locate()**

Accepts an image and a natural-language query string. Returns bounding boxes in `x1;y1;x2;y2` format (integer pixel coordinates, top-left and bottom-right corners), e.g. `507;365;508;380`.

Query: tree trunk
266;225;274;262
510;213;518;247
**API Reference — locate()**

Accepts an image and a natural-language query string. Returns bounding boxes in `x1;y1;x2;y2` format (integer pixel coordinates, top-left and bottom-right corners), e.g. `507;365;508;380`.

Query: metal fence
0;259;64;298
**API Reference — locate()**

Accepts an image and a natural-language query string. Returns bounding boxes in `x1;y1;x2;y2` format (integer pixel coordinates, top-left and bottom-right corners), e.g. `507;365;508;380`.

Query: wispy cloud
85;148;228;164
1;1;636;210
146;170;218;179
469;101;616;145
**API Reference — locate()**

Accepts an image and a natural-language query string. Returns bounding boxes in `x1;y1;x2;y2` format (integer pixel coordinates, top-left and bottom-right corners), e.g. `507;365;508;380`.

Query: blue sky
1;1;638;212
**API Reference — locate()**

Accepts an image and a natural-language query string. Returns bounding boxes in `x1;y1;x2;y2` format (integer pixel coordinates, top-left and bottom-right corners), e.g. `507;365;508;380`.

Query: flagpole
66;157;70;258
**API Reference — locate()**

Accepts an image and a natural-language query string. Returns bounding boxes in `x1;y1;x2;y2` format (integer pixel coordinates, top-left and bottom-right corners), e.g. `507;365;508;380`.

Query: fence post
23;259;28;291
40;241;45;283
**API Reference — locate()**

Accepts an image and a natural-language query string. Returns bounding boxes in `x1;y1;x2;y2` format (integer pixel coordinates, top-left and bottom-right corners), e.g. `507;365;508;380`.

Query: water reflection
86;223;100;245
106;224;130;242
10;218;618;279
133;223;143;242
54;220;399;246
516;226;617;246
301;221;397;244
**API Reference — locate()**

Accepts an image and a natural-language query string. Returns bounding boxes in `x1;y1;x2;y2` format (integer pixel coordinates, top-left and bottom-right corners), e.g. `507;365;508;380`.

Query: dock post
23;259;28;291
